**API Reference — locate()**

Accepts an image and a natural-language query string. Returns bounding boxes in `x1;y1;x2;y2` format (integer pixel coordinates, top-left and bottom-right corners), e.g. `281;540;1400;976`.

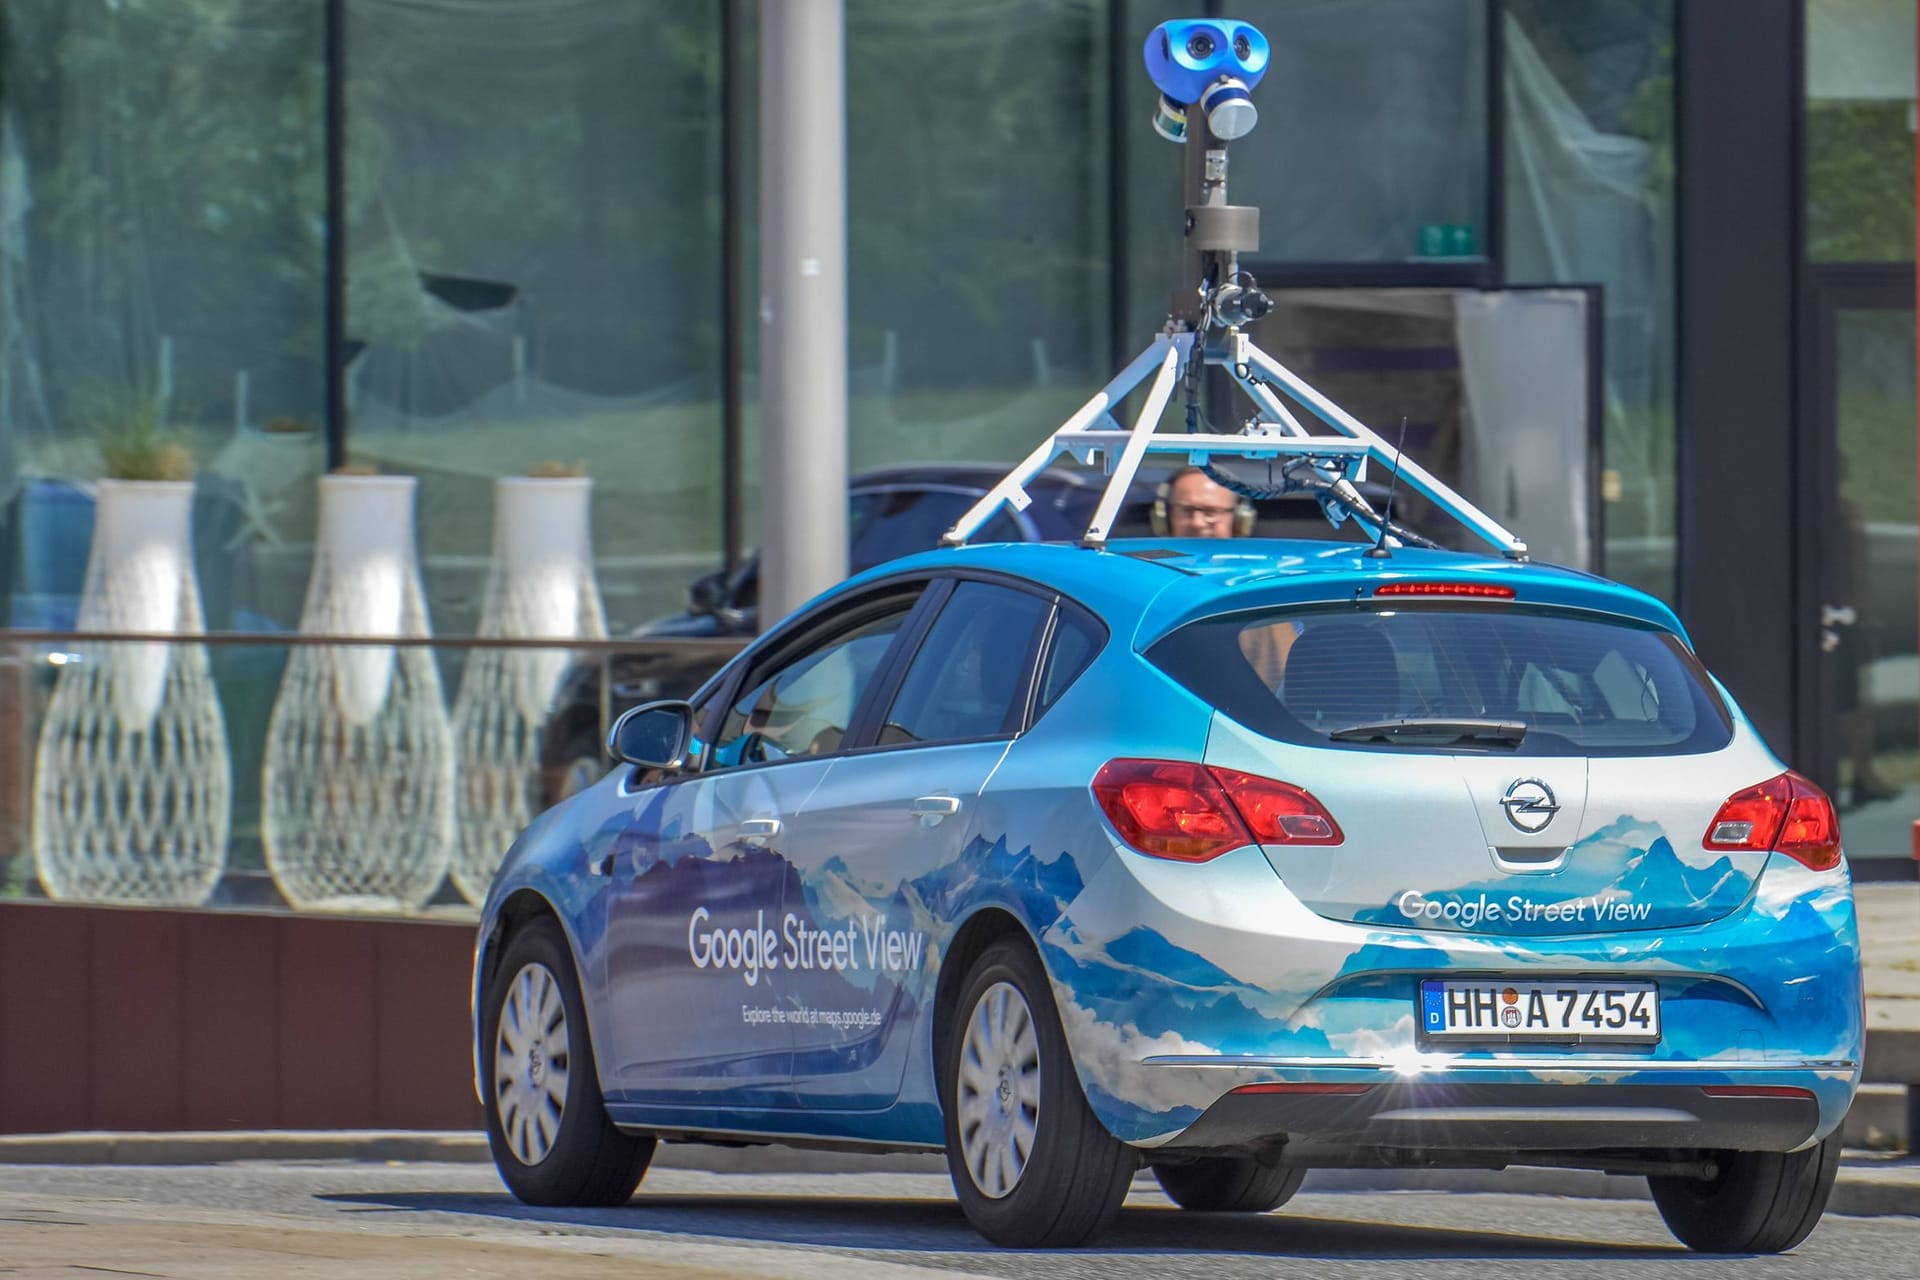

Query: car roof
840;539;1690;653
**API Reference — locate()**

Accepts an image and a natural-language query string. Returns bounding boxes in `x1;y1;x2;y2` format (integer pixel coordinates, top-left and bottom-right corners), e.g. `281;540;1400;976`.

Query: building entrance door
1802;266;1917;864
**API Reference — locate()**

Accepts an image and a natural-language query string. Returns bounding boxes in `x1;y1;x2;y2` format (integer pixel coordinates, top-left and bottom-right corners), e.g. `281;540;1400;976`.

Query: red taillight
1091;761;1249;861
1210;769;1344;845
1703;771;1841;872
1091;760;1342;862
1373;582;1515;599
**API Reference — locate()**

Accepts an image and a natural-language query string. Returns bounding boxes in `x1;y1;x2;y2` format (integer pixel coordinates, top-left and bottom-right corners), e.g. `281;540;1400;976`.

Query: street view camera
941;19;1527;563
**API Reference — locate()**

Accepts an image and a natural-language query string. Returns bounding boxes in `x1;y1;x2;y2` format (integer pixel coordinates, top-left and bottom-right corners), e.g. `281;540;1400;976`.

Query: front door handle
586;849;615;876
911;795;962;826
741;817;782;843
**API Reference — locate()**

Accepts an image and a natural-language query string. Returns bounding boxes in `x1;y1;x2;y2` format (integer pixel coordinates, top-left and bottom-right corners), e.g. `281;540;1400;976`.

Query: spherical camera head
1143;19;1270;141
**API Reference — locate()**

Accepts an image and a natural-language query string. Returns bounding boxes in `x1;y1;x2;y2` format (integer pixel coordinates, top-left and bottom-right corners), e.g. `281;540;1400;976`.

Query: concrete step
1865;1029;1920;1082
1845;1083;1910;1152
1855;1027;1920;1152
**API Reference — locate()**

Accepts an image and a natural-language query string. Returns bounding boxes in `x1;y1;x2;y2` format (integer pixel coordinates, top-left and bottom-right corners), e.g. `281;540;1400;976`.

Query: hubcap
493;961;571;1167
956;980;1040;1199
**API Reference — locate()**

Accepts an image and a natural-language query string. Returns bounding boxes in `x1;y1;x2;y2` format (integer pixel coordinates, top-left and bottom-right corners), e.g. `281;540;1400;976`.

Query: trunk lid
1205;716;1772;935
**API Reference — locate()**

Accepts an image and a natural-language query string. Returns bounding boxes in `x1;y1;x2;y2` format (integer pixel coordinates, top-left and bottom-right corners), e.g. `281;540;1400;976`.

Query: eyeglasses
1170;502;1238;521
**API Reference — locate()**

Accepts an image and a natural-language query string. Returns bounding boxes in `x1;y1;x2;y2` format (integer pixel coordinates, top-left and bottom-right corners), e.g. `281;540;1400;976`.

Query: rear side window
1148;606;1733;757
1035;608;1103;717
880;582;1049;745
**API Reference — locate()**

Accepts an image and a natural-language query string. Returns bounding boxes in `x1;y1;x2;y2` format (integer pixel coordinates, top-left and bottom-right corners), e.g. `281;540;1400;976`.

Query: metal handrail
0;628;747;654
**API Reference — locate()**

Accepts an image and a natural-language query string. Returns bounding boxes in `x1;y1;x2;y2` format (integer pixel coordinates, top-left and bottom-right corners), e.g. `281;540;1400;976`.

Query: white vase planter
262;474;454;913
450;476;606;904
32;479;232;905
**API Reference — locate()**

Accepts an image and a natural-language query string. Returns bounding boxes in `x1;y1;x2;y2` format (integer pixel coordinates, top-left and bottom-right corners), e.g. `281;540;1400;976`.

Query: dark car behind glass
538;461;1380;801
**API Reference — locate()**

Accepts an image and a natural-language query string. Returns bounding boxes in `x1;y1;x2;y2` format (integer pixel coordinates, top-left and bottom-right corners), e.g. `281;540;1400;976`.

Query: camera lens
1187;31;1215;59
1234;33;1252;60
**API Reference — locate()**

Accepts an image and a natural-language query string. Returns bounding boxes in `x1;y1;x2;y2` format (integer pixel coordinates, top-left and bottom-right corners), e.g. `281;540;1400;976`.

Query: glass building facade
0;0;1909;913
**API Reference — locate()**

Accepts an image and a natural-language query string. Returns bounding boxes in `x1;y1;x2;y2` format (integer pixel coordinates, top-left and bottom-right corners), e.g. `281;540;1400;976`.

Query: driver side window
708;602;915;770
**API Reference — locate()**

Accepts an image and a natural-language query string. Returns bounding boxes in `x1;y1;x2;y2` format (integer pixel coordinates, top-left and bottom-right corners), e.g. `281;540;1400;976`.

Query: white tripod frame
940;328;1528;561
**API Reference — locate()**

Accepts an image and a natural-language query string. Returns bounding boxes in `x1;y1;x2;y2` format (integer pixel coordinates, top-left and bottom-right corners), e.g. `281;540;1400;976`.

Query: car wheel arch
478;888;624;1116
930;908;1041;1103
481;889;567;994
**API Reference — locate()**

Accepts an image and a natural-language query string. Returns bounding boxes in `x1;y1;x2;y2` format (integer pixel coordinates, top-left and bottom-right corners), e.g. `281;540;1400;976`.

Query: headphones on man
1151;478;1257;537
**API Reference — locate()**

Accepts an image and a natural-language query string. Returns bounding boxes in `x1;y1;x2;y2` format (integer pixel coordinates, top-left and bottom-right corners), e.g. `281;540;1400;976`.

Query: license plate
1419;979;1661;1044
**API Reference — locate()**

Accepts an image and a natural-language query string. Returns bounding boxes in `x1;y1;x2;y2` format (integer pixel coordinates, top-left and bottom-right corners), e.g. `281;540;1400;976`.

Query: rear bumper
1160;1078;1828;1155
1045;843;1863;1149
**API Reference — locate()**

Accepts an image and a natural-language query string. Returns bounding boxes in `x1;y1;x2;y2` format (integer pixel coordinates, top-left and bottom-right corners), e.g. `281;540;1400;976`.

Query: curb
0;1131;1913;1217
1300;1159;1920;1218
0;1131;493;1167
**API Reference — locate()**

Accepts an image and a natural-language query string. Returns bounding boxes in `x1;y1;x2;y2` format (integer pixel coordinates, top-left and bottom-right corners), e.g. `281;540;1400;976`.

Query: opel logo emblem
1500;778;1559;833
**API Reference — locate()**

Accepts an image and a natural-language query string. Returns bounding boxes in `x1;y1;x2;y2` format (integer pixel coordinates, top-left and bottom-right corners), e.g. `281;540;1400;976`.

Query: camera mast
941;17;1526;561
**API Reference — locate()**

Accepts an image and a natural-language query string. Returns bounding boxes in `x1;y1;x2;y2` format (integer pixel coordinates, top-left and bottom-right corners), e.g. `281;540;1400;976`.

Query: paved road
1;1163;1914;1280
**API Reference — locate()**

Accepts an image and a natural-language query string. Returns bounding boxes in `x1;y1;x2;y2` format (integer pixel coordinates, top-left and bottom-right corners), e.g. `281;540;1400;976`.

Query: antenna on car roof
1364;418;1409;560
936;16;1527;564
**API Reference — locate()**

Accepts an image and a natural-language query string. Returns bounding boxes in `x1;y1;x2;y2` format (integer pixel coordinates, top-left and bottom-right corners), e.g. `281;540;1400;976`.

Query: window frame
1146;600;1735;758
690;578;938;776
829;568;1101;758
856;577;1058;752
1024;596;1109;727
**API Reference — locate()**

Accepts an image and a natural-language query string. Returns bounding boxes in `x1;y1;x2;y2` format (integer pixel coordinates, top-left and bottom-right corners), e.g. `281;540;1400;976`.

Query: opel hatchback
473;538;1861;1251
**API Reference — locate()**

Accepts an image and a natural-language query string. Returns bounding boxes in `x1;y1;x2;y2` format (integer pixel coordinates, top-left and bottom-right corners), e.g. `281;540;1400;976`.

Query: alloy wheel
956;980;1042;1198
493;961;572;1166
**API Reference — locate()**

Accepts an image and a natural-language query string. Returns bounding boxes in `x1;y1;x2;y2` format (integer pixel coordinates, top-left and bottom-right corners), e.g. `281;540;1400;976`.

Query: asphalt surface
1;1162;1916;1280
2;881;1914;1274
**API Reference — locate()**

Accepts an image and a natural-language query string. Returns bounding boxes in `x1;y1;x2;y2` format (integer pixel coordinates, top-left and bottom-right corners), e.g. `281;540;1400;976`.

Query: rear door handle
911;795;962;825
741;817;783;843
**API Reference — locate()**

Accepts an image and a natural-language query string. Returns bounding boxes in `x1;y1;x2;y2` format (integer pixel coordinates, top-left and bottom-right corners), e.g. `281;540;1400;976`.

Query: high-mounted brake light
1373;582;1515;599
1703;771;1841;872
1091;759;1343;862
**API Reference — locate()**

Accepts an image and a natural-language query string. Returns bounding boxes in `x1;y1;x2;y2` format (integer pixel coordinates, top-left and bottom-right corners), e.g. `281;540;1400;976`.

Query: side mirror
608;700;694;769
688;572;728;614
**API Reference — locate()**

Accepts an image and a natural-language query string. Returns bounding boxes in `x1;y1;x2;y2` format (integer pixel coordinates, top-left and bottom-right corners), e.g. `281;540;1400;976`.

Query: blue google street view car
471;14;1859;1252
472;538;1861;1251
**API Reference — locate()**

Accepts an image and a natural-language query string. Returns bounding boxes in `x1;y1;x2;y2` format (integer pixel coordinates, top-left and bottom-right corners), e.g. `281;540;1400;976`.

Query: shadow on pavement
319;1189;1685;1260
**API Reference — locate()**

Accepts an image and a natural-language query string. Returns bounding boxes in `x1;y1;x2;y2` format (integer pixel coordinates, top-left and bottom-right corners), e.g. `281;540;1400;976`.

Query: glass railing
0;630;747;920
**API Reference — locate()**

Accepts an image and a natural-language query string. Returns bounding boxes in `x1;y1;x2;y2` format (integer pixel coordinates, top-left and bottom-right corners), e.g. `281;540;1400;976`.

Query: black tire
1152;1155;1305;1213
941;936;1136;1248
481;917;654;1207
1647;1133;1842;1253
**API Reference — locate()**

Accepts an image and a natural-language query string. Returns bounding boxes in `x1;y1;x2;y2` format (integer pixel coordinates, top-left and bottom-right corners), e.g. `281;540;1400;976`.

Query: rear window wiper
1325;718;1528;747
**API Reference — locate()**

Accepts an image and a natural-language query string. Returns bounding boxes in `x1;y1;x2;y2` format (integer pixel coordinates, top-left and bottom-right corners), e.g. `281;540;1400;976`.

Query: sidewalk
2;880;1916;1216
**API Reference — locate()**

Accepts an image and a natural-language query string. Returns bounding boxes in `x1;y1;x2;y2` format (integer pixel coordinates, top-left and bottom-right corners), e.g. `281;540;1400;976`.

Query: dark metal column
1675;0;1801;758
1106;0;1131;365
721;0;745;574
322;0;347;471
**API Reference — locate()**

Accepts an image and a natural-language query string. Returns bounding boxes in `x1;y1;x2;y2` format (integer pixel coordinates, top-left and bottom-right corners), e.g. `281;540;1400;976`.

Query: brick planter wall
0;902;481;1134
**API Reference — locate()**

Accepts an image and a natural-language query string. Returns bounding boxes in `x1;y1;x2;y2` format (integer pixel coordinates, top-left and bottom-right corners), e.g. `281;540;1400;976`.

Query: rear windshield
1148;605;1733;757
